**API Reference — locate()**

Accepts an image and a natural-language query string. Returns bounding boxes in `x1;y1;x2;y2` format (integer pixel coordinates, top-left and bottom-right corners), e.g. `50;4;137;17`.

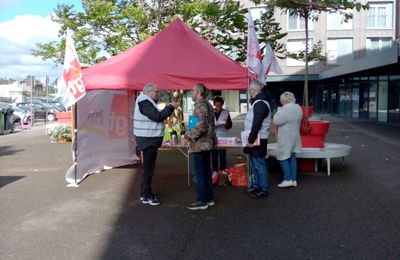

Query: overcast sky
0;0;82;83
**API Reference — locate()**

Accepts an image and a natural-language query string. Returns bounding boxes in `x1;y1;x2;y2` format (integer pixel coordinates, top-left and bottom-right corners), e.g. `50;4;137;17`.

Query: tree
255;0;368;113
32;0;289;66
256;8;287;58
32;0;243;66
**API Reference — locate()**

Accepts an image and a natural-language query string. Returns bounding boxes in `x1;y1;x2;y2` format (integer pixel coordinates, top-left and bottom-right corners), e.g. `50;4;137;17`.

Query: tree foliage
256;0;369;108
255;8;287;58
32;0;286;67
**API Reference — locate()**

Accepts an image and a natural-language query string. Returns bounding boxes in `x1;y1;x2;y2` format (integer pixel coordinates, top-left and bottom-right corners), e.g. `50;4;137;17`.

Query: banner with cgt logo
60;29;86;108
65;90;138;184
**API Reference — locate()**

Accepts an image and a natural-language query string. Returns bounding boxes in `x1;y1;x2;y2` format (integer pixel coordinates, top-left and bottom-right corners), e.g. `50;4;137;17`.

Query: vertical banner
65;90;138;184
247;12;264;83
61;29;86;108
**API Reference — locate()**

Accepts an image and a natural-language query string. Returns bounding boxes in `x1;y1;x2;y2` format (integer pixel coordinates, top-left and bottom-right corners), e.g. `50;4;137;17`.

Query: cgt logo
109;94;129;138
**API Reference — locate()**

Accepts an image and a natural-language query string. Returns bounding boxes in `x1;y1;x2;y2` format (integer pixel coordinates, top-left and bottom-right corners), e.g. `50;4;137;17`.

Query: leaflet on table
240;130;260;147
217;137;240;146
188;115;198;130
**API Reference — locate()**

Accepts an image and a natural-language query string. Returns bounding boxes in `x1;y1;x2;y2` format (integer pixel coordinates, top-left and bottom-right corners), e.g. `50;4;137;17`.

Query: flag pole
63;29;86;187
73;102;78;184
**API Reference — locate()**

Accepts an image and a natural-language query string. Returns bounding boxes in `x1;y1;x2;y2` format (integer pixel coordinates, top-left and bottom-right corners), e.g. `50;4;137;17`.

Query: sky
0;0;83;83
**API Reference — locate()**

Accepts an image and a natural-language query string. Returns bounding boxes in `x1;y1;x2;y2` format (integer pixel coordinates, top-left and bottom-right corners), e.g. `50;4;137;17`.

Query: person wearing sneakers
244;81;272;199
133;83;179;206
272;91;303;188
212;96;232;176
186;83;217;210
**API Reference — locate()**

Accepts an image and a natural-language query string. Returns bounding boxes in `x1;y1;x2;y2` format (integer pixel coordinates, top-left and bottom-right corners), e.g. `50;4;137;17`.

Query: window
288;14;313;31
327;12;353;30
367;2;393;29
366;37;393;55
286;38;314;66
327;38;353;65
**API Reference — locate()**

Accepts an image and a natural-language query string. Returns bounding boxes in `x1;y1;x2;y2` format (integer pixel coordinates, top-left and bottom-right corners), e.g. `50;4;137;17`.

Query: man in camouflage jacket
186;83;217;210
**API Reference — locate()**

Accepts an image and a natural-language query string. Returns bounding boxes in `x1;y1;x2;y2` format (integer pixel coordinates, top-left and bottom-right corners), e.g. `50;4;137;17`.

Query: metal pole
73;102;78;184
30;76;33;120
45;76;49;124
46;75;49;107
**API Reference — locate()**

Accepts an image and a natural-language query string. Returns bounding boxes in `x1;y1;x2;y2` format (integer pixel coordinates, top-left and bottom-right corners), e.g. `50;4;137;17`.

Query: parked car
12;107;32;125
14;102;56;121
33;98;66;112
46;101;66;112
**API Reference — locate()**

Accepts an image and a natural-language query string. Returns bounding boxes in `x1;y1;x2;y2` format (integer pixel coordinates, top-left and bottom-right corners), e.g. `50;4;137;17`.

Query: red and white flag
246;12;264;83
60;29;86;108
262;42;283;79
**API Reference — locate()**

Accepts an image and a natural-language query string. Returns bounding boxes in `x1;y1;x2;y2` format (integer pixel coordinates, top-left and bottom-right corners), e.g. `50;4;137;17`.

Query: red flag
61;30;86;107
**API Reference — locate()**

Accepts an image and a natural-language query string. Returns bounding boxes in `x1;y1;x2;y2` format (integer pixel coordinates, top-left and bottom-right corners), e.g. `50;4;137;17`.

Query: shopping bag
226;163;248;187
217;171;231;186
212;171;220;185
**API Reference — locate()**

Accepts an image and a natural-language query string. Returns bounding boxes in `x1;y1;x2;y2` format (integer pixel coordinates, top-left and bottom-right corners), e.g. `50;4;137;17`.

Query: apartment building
244;0;400;125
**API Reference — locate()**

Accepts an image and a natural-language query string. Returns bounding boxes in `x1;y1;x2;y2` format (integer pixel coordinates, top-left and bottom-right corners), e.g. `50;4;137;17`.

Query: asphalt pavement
1;115;400;259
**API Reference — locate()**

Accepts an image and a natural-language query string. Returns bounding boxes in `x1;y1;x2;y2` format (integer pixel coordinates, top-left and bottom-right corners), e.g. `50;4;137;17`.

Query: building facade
245;0;400;125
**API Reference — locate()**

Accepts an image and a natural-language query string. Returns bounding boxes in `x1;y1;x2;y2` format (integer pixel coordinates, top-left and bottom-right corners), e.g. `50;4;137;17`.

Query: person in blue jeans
243;81;272;199
185;83;217;210
271;91;303;188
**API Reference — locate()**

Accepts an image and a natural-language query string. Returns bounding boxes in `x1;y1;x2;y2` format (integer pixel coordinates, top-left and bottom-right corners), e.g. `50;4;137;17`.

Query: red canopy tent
83;18;252;90
66;19;253;185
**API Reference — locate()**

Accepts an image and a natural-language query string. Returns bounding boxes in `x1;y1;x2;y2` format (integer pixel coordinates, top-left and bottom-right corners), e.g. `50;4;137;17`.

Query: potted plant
48;124;72;143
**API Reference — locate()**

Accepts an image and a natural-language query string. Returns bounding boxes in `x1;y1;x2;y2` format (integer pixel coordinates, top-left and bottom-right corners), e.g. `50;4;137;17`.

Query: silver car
12;107;33;125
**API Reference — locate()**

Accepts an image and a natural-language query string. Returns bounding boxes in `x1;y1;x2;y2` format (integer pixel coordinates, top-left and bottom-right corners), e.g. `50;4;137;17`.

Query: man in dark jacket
243;81;271;198
133;83;179;206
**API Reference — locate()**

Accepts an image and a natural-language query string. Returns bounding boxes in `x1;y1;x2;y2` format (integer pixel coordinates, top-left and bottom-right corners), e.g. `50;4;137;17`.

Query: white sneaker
293;180;297;187
278;180;295;188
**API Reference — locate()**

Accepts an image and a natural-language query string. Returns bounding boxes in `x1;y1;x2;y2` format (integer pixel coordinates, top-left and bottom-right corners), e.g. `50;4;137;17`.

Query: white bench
267;143;352;176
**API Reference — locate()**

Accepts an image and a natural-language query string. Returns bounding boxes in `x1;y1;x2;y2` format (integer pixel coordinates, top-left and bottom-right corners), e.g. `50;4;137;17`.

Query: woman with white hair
272;91;303;188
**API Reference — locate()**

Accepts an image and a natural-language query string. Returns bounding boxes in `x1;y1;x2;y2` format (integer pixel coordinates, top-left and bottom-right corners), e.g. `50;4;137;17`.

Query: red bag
226;163;248;187
300;114;312;135
212;171;220;185
217;171;231;186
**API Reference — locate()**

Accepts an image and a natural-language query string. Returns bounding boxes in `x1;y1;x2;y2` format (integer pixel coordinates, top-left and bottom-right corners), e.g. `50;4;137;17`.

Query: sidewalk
1;115;399;259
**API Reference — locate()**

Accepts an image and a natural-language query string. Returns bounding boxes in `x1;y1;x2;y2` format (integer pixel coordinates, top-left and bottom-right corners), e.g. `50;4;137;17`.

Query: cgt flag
262;42;283;79
61;29;86;108
246;12;264;83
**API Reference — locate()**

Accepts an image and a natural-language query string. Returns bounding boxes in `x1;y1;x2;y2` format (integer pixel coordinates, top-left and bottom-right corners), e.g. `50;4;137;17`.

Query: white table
267;143;352;176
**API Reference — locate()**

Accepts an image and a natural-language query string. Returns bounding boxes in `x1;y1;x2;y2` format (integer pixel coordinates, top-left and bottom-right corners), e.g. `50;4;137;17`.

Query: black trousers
141;146;158;198
212;149;227;171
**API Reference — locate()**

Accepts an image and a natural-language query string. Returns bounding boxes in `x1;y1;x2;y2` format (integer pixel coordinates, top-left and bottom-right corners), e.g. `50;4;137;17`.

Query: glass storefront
352;86;359;118
378;77;388;122
317;73;400;125
388;75;400;124
369;79;377;119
